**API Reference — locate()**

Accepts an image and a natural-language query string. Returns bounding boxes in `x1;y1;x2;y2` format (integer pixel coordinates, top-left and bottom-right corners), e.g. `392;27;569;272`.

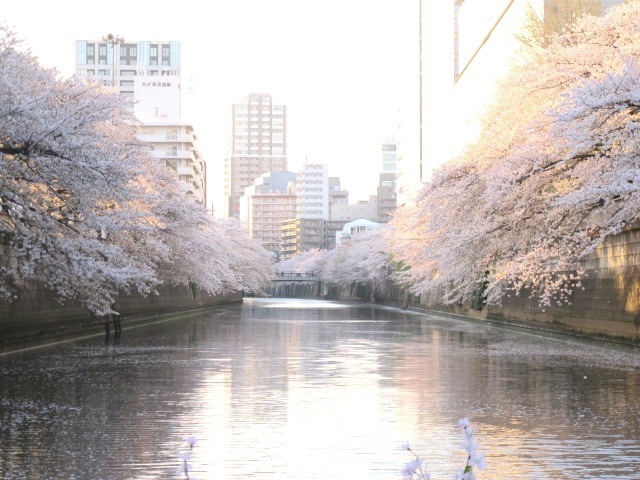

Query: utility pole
102;33;124;89
418;0;423;182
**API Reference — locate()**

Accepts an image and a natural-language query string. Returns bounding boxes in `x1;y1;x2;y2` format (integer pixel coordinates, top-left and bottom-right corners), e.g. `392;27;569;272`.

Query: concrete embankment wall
421;229;640;344
329;228;640;345
0;281;241;351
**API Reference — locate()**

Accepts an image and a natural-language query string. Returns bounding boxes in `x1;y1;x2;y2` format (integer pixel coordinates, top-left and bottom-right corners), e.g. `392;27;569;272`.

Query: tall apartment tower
75;39;206;205
224;93;288;218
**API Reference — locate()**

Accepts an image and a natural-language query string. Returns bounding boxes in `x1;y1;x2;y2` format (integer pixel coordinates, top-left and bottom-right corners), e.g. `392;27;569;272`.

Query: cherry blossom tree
390;1;640;308
0;25;273;315
321;228;394;298
275;248;327;274
276;229;401;298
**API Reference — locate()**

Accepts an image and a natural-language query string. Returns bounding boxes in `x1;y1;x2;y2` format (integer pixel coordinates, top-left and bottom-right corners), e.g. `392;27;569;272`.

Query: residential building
296;163;329;219
224;93;288;218
75;38;206;205
137;122;206;204
295;164;348;220
280;218;326;260
240;171;297;258
75;39;181;109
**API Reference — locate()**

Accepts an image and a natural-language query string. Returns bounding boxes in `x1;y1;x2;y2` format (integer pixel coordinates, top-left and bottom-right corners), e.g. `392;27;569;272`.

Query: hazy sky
2;0;420;214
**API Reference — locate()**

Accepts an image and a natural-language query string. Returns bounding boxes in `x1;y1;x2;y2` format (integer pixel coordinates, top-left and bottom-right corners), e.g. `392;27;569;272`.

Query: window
166;146;178;156
120;44;138;65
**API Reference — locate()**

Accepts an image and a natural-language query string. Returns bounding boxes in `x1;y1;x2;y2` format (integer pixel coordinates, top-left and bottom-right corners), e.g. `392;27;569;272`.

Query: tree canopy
0;26;273;315
390;1;640;307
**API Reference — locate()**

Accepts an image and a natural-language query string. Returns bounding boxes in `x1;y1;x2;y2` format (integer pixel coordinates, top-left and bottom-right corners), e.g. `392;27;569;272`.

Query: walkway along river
1;298;640;479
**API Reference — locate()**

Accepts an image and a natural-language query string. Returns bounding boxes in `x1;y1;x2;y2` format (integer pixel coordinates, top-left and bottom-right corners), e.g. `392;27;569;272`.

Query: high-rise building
224;93;288;218
75;38;206;205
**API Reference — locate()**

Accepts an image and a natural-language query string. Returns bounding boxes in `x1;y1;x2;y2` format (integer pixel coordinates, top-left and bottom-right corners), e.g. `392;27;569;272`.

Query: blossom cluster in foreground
402;418;487;480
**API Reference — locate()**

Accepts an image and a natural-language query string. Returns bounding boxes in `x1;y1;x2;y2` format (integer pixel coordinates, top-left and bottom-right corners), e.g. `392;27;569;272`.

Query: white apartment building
75;38;206;205
296;164;329;219
224;93;288;218
137;122;206;204
75;39;181;95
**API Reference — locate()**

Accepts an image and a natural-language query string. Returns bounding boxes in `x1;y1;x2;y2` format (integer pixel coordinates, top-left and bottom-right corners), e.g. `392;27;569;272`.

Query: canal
1;298;640;479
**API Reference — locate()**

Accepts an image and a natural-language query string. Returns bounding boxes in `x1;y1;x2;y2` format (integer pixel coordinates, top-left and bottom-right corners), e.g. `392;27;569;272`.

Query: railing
272;271;321;281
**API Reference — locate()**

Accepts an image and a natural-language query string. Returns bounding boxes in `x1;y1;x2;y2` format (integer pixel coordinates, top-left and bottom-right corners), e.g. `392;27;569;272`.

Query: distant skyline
2;0;420;216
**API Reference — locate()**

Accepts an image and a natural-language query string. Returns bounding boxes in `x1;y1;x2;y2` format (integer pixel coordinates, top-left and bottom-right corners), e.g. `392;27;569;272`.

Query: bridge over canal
269;271;324;297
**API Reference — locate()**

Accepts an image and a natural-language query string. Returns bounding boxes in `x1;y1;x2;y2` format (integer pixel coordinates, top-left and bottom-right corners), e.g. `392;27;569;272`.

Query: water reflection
1;298;639;479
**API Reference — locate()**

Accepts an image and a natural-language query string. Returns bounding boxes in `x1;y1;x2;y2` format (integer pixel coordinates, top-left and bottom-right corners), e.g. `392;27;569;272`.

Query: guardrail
272;271;321;281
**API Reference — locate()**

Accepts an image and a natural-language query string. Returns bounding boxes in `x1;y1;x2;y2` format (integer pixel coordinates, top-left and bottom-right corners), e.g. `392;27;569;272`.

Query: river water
1;298;640;479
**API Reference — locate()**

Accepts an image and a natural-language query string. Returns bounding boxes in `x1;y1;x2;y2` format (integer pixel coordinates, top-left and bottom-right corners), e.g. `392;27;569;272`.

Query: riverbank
0;281;241;353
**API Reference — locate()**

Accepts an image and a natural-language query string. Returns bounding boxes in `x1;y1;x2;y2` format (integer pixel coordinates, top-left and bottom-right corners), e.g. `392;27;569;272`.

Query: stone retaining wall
0;281;241;351
410;229;640;345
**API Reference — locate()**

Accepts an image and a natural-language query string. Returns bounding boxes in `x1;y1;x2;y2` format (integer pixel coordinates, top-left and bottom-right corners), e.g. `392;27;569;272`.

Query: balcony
137;132;195;144
150;150;196;161
176;165;195;176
